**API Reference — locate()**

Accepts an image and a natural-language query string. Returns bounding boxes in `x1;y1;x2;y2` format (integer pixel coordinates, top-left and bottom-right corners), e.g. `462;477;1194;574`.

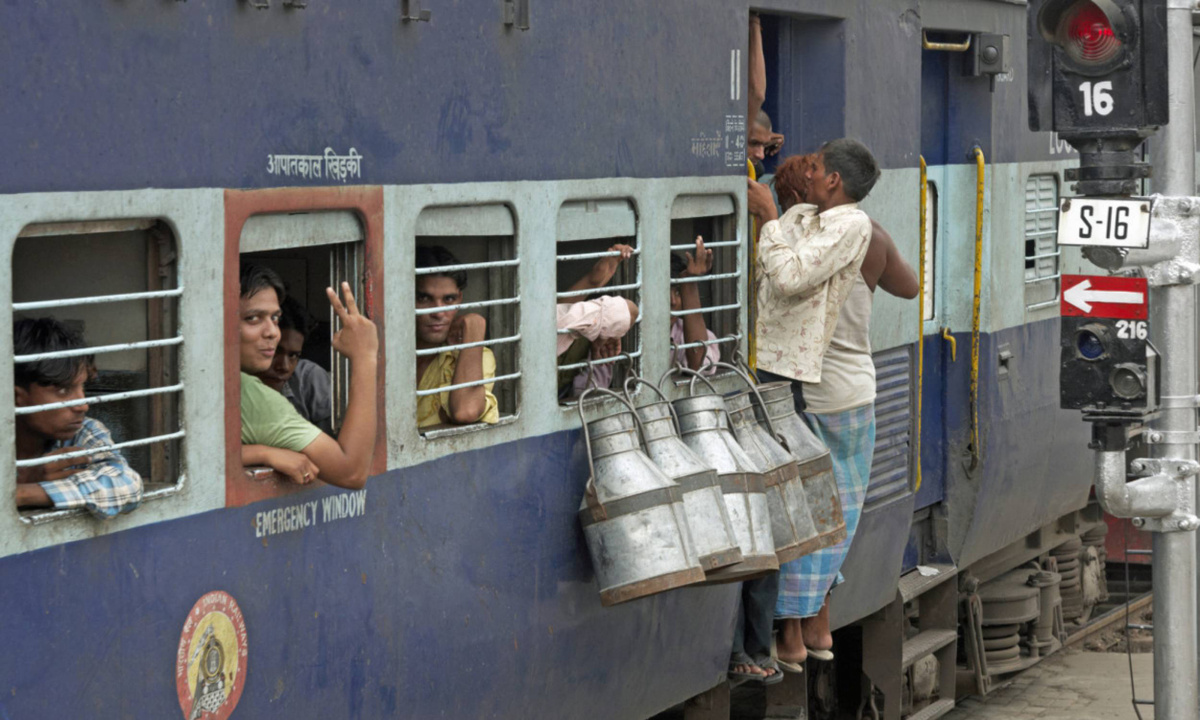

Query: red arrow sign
1061;275;1148;320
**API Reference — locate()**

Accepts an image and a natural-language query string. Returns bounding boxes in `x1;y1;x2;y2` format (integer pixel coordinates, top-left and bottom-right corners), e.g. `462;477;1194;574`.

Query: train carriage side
0;3;766;719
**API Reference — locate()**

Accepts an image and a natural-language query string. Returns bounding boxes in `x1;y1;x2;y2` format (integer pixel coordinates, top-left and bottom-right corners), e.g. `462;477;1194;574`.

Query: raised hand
327;282;379;362
684;236;714;277
587;243;634;287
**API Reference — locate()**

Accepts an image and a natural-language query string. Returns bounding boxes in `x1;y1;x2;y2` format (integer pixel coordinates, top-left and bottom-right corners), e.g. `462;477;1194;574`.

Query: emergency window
1024;174;1061;311
555;200;640;402
415;204;520;438
669;196;741;370
13;220;183;522
923;182;938;321
240;211;365;437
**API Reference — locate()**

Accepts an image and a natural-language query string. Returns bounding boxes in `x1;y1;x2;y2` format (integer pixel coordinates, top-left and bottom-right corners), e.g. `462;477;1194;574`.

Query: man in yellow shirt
415;246;499;428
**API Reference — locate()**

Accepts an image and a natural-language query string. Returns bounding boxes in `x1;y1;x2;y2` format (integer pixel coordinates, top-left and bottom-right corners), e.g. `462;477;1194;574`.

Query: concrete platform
946;648;1154;719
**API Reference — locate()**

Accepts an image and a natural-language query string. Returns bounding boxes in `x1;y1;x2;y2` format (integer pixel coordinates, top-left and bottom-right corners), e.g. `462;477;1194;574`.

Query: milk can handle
622;375;683;435
733;349;760;384
700;360;785;442
577;386;653;511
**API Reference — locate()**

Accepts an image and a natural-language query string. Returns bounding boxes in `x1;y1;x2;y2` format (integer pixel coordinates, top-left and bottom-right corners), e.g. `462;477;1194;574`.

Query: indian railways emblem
175;591;248;720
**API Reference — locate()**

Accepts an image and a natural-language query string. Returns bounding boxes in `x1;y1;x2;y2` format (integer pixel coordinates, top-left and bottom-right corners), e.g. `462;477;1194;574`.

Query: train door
917;33;994;516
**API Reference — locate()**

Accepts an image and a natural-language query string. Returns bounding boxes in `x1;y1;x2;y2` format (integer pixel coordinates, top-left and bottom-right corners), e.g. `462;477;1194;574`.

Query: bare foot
732;662;767;677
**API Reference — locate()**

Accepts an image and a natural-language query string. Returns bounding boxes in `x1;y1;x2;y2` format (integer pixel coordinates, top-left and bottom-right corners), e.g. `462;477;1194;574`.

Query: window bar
15;430;187;468
555;249;642;262
671;302;741;317
557;349;644;373
555;283;640;300
1027;206;1060;213
13;288;184;312
669;271;742;285
15;336;183;363
1024;229;1058;239
414;296;521;316
415;371;522;397
1024;274;1061;285
673;334;742;351
1026;250;1062;261
670;240;741;251
15;383;185;415
415;334;521;357
1026;298;1060;311
415;258;521;275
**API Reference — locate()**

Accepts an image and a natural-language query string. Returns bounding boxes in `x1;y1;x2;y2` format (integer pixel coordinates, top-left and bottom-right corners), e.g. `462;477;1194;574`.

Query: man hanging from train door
414;246;500;428
239;263;379;489
748;143;917;668
13;317;144;518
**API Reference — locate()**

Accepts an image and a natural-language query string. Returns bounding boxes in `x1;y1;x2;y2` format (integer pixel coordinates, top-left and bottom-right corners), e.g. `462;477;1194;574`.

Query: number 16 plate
1057;197;1152;249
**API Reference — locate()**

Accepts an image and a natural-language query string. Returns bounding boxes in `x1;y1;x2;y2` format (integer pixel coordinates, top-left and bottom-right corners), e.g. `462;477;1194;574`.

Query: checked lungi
775;402;876;619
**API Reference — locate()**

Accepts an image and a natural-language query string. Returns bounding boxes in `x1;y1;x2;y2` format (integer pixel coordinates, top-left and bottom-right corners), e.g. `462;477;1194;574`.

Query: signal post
1029;0;1199;717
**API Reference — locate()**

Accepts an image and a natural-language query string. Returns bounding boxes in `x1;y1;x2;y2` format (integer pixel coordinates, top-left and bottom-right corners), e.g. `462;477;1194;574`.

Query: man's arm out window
39;419;143;519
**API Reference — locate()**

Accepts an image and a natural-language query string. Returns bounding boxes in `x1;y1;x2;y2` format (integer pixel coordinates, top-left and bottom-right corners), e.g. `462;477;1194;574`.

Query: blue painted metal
0;432;738;719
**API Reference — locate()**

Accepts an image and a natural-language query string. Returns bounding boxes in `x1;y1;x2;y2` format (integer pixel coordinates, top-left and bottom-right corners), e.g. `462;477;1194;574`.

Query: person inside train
415;245;499;427
252;297;334;436
556;243;640;397
749;143;918;668
747;14;785;167
13;316;143;518
239;263;378;489
569;236;719;396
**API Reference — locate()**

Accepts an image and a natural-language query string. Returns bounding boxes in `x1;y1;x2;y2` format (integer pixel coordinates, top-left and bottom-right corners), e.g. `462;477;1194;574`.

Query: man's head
14;317;94;441
415;245;467;348
748;110;773;164
669;254;689;313
773;154;815;212
805;138;880;210
258;298;311;390
239;263;286;374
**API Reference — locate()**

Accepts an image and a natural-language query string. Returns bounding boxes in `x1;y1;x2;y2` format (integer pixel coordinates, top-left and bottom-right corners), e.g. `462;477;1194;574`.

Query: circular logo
176;591;248;720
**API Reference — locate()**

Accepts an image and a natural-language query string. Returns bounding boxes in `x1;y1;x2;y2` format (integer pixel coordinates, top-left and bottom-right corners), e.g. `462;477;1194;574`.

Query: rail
969;147;985;471
916;155;927;492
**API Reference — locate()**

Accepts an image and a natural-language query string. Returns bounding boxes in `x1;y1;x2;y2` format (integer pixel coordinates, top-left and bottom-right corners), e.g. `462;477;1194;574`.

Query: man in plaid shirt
14;317;143;518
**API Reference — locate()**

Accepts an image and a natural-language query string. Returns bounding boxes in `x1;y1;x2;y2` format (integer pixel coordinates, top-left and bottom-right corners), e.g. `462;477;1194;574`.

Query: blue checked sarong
775;402;876;619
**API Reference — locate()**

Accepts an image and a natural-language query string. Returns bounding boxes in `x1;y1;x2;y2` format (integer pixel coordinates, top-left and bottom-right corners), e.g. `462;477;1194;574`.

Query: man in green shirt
239;264;379;489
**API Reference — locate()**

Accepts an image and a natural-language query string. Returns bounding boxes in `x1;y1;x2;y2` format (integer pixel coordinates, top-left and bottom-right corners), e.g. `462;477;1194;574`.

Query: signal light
1056;2;1122;64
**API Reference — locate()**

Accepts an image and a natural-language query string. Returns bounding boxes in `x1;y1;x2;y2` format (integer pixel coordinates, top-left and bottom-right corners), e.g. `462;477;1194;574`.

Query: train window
241;211;365;436
1024;174;1061;311
923;182;938;321
555;200;640;402
415;204;520;438
669;195;741;370
13;220;183;522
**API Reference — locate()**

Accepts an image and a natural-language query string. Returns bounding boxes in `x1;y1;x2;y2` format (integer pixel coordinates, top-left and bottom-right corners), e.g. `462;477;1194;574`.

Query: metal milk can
756;380;847;549
668;370;778;583
576;387;705;607
623;376;743;573
713;363;822;564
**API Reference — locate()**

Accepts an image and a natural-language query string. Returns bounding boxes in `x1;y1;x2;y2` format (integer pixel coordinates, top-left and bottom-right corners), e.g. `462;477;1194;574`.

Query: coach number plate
1057;198;1151;249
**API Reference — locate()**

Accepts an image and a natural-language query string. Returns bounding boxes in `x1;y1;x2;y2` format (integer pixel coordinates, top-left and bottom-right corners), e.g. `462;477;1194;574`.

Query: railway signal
1027;0;1168;196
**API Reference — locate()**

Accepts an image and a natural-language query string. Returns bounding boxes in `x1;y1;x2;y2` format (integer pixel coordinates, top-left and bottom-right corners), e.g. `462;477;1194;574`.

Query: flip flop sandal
806;646;834;662
728;652;763;683
751;655;786;686
770;637;804;674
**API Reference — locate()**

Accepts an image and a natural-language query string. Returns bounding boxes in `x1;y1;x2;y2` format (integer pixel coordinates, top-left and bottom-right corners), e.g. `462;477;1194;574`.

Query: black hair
670;253;688;280
754;109;772;131
415;245;468;291
240;262;287;303
819;138;881;202
14;317;93;389
278;297;314;336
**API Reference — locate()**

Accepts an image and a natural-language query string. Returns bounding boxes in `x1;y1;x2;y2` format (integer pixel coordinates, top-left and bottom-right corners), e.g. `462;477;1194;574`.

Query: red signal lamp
1037;0;1129;71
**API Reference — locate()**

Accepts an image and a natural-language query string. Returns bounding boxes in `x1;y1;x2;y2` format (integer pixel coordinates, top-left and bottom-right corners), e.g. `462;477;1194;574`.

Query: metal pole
1155;3;1199;718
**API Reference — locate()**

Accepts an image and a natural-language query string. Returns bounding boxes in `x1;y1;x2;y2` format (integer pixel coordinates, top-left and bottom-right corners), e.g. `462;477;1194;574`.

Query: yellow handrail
747;159;758;371
921;31;972;52
970;147;985;471
915;156;927;492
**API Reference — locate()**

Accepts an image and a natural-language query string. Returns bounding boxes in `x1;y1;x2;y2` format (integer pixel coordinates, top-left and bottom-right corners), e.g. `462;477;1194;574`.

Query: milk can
712;362;822;564
576;387;706;606
753;378;847;550
623;376;743;573
668;369;778;583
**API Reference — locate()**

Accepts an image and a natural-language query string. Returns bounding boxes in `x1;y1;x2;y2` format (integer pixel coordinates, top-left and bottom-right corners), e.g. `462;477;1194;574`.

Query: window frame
223;187;387;508
1024;173;1062;312
0;189;227;558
